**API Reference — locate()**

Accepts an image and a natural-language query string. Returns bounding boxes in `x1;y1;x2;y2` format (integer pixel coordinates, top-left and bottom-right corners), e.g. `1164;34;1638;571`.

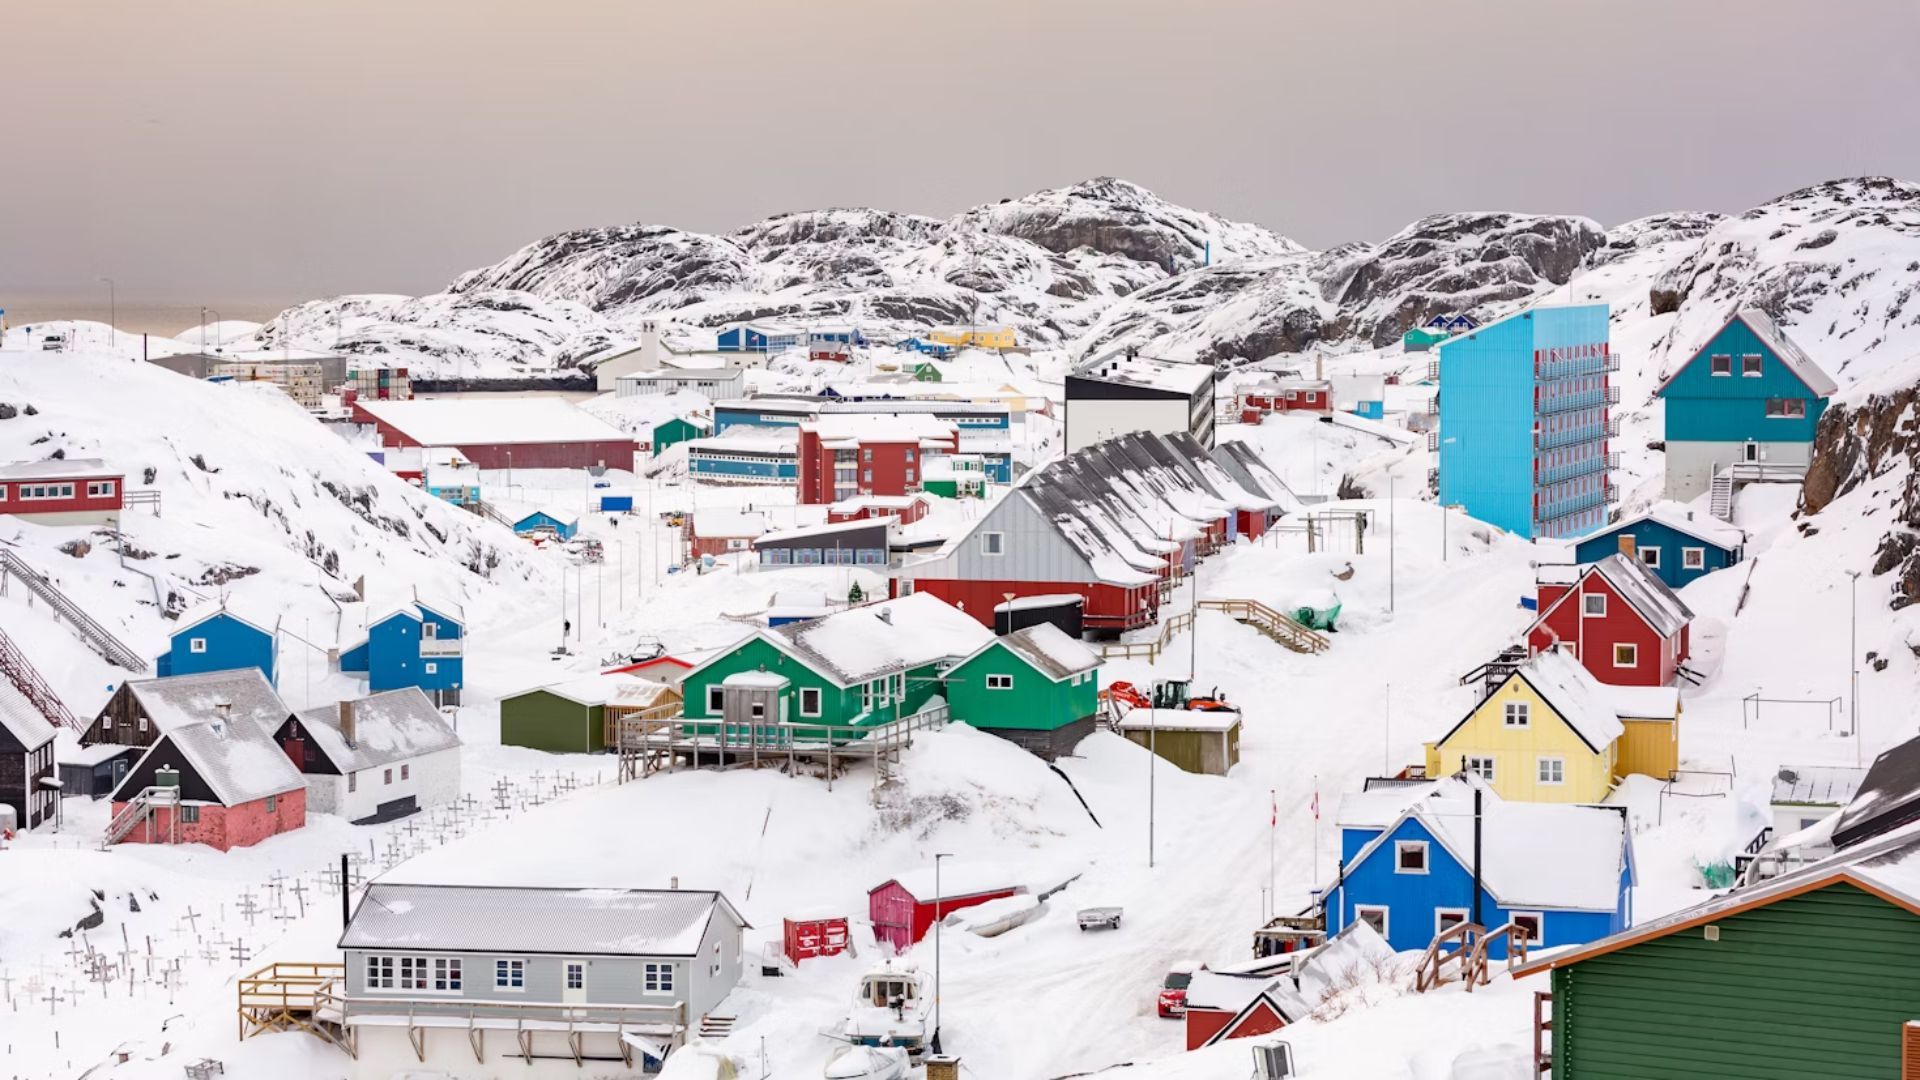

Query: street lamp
202;307;223;354
97;276;116;354
933;852;952;1054
1848;570;1862;763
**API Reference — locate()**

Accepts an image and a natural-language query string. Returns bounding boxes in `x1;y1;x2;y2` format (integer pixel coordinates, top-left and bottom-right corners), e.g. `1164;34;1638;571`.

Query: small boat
823;1044;910;1080
841;961;937;1057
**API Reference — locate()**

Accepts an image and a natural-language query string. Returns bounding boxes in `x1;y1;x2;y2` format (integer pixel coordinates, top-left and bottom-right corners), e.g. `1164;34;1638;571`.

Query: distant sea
1;298;295;337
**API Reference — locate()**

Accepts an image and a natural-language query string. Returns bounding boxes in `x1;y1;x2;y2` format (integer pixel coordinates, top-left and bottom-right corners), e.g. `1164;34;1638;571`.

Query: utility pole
1388;476;1396;614
1849;570;1862;763
98;276;116;354
1148;702;1157;870
933;852;951;1053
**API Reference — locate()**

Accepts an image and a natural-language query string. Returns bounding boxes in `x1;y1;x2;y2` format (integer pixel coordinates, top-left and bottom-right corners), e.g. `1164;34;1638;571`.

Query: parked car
1076;907;1123;931
1157;961;1202;1018
39;333;67;352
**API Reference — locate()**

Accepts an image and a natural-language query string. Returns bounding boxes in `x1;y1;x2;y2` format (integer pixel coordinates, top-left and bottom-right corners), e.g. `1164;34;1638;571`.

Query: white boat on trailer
841;961;938;1058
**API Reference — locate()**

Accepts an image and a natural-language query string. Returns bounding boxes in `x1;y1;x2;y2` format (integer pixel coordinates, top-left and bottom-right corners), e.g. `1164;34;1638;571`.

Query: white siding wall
336;747;462;822
1664;439;1815;500
1065;397;1192;453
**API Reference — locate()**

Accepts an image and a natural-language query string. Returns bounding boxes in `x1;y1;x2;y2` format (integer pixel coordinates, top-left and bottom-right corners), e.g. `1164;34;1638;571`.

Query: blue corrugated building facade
157;606;276;682
716;325;806;353
340;601;465;705
1571;507;1744;590
512;509;579;541
1436;304;1618;539
705;400;1014;484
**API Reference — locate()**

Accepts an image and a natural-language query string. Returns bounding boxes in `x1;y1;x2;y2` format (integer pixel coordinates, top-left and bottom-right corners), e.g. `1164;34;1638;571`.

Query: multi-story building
795;415;957;505
346;364;411;401
1064;352;1217;452
1434;304;1618;540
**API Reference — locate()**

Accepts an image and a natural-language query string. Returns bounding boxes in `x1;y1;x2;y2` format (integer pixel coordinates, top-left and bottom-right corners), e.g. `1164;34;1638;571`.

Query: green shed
499;676;624;753
943;624;1100;759
1518;832;1920;1080
1118;709;1241;775
1403;327;1451;352
649;416;709;457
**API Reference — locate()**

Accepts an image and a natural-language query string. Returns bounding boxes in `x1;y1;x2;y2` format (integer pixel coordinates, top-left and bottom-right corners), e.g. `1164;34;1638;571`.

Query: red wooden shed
1182;972;1309;1051
868;870;1021;953
782;914;851;965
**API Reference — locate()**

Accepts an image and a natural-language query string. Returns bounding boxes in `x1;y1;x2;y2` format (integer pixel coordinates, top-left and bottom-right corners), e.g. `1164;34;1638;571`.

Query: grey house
336;883;748;1072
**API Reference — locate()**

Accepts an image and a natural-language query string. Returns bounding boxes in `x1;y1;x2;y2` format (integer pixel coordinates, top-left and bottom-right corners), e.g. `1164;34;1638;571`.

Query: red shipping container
783;915;851;965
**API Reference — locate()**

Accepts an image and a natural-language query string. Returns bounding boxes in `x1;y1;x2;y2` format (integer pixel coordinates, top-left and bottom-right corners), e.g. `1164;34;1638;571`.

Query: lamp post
1388;475;1396;613
202;307;222;354
1848;570;1862;763
98;276;116;354
933;851;952;1053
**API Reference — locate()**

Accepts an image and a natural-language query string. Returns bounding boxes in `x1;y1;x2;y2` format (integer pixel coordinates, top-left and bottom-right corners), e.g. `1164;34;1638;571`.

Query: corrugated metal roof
122;715;305;806
0;679;56;749
340;884;744;956
1772;764;1868;806
1590;554;1694;637
293;688;460;773
126;669;289;736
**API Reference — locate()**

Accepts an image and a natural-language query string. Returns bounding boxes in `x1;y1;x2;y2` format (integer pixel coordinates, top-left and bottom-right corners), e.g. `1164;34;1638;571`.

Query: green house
649;416;710;457
911;361;944;383
1518;832;1920;1079
679;593;994;732
943;624;1099;759
498;677;626;753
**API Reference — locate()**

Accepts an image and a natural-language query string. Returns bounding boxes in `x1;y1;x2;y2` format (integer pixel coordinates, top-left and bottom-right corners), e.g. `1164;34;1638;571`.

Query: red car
1157;963;1201;1018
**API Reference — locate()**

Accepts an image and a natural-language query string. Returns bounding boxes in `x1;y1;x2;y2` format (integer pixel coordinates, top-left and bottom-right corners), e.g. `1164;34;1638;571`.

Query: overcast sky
7;0;1918;314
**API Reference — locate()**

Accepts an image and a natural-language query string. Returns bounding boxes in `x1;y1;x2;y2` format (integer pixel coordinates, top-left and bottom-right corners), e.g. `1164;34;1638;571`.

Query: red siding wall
910;578;1155;632
868;881;1018;953
0;475;125;515
1185;1009;1235;1051
109;788;305;852
797;432;928;506
1529;574;1685;687
355;407;634;471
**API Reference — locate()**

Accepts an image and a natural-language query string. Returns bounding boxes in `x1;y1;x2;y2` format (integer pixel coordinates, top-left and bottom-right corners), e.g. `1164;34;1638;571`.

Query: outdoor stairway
474;499;516;528
0;624;83;731
1197;598;1329;655
698;1015;735;1039
0;549;149;672
1413;921;1531;994
103;786;180;847
1709;469;1734;522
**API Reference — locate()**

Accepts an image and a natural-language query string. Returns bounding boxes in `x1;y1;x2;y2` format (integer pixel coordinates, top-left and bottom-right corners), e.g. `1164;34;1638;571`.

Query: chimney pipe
1471;786;1484;928
341;853;352;929
670;875;679;890
339;698;356;748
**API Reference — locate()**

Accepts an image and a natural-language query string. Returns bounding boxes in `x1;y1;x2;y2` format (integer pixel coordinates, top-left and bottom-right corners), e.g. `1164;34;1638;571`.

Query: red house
868;870;1021;953
107;715;307;852
1239;379;1333;422
686;510;766;561
782;914;851;964
1528;553;1694;687
828;493;931;526
1182;973;1310;1050
0;459;126;525
796;416;956;505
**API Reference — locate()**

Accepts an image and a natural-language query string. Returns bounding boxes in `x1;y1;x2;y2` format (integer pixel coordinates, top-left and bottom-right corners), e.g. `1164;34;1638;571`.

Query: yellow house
1424;650;1679;803
927;326;1018;350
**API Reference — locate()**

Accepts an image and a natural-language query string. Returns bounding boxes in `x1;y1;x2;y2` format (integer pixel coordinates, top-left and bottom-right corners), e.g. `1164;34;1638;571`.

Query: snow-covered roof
877;862;1035;902
1532;554;1692;640
723;670;790;689
801;414;956;445
1114;708;1242;733
1833;735;1920;848
62;741;138;766
1335;777;1475;831
356;398;631;447
123;668;289;736
619;368;740;382
755;517;893;546
170;597;279;639
768;593;993;687
1772;764;1868;807
0;457;120;480
609;680;678;709
685;429;798;454
689;511;766;539
966;624;1099;682
126;714;306;806
1659;308;1839;399
830;494;926;514
341;884;745;957
1577;502;1745;552
1071;352;1215;395
1184;971;1282;1013
1515;650;1625;751
534;674;647;707
516;507;579;527
1606;684;1679;721
0;681;55;749
993;594;1084;612
292;688;459;773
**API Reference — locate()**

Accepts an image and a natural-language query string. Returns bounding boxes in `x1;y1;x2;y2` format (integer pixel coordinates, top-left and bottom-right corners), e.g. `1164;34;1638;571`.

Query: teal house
1436;304;1617;539
943;623;1100;758
1571;504;1745;590
1655;309;1837;500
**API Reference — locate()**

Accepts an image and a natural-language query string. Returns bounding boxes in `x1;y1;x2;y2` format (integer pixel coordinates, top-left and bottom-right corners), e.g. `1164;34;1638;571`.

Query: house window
564;961;586;991
265;794;276;813
749;701;766;721
1435;908;1470;936
1465;756;1495;783
89;479;118;497
1742;354;1763;377
137;715;148;733
707;686;725;713
1639;547;1661;569
643;962;674;994
1503;702;1529;728
1582;594;1606;617
987;674;1014;690
189;638;207;654
905;449;915;462
981;532;1005;556
348;772;358;793
433;957;462;991
862;449;873;462
1395;841;1428;874
422;622;437;639
424;662;437;675
496;959;525;990
367;956;395;989
1509;912;1543;943
401;764;410;781
1354;905;1389;938
400;956;429;991
905;469;916;484
1614;643;1638;668
1709;354;1732;376
862;469;873;483
1765;398;1807;418
1683;547;1706;570
180;803;201;823
384;768;394;785
799;687;822;717
1538;756;1566;785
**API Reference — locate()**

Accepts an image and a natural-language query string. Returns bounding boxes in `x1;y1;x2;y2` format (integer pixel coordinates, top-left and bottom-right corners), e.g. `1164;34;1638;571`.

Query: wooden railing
1414;921;1483;993
615;702;951;782
1197;598;1329;654
1533;990;1554;1075
1096;609;1192;662
237;962;347;1041
1463;922;1532;991
603;698;682;750
309;976;686;1064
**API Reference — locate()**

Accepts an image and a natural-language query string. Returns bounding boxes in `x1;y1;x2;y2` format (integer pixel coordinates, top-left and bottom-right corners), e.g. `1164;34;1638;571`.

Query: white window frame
1465;756;1495;783
1508;911;1544;943
1613;643;1638;668
1639;547;1661;569
1709;354;1732;377
1742;353;1763;377
1682;547;1706;570
799;687;822;717
424;662;437;675
986;673;1014;690
1435;908;1471;937
189;637;208;654
707;686;725;713
1394;840;1429;875
1582;593;1606;617
564;960;587;992
642;961;675;995
1354;904;1390;938
366;955;396;990
87;480;116;498
1537;756;1566;785
981;532;1006;556
1503;702;1529;728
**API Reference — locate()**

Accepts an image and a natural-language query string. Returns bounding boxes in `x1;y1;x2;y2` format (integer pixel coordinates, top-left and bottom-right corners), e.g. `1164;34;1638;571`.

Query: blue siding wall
1661;318;1830;444
1573;519;1738;589
688;455;797;483
1325;816;1627;959
513;512;578;541
367;614;420;693
161;613;275;683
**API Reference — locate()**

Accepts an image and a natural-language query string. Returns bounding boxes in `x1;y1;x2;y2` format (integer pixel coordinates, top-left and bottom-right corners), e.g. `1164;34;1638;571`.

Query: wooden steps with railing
1197;598;1329;655
1414;921;1532;993
103;786;181;847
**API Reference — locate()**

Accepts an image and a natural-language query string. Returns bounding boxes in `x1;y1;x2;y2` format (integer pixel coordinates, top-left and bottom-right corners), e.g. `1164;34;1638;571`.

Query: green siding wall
1661;318;1829;444
681;637;947;727
944;643;1096;732
1553;882;1920;1079
499;691;603;753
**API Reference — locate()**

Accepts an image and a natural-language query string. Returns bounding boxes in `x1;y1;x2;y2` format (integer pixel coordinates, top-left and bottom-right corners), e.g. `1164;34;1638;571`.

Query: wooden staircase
1414;921;1532;993
103;786;180;847
1197;598;1329;655
698;1014;735;1039
1709;469;1735;521
0;624;83;732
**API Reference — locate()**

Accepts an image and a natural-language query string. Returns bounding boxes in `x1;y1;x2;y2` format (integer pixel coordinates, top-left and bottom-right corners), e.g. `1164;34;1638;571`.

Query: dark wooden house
0;682;58;833
84;668;289;748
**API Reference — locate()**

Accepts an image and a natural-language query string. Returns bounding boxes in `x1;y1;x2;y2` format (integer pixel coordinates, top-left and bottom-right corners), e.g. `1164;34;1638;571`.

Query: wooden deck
614;703;951;788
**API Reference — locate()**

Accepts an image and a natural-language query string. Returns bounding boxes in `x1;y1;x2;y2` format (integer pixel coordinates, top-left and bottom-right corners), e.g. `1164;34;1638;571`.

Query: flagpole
1268;788;1276;924
1311;775;1320;885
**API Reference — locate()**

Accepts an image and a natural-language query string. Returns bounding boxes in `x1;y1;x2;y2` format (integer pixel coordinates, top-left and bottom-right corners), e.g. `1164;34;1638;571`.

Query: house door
1617;536;1636;559
109;757;129;792
1743;441;1761;463
563;961;587;1005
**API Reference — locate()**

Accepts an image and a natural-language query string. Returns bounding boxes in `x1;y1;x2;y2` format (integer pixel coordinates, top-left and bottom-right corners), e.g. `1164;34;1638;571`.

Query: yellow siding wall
929;327;1017;349
1430;677;1615;803
1615;717;1679;782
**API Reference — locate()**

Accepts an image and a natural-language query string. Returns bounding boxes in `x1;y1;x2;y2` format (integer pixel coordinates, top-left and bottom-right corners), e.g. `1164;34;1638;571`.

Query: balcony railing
1537;453;1617;486
1427;430;1440;452
1534;417;1620;451
1536;484;1618;526
1537;389;1611;416
1535;352;1621;381
420;638;463;657
1426;360;1442;382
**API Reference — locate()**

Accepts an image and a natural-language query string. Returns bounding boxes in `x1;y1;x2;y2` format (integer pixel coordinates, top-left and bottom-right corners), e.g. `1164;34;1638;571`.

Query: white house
271;688;461;824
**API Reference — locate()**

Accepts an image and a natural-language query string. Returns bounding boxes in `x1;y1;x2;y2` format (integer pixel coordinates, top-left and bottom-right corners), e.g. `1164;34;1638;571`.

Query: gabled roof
1201;986;1312;1047
1573;502;1745;553
0;458;120;481
1432;650;1624;754
1657;308;1840;399
1514;825;1920;977
292;688;460;773
169;598;280;640
116;714;306;806
0;680;55;749
121;668;289;736
765;593;993;687
951;623;1100;683
340;883;748;957
515;507;579;527
1833;734;1920;850
1528;554;1693;640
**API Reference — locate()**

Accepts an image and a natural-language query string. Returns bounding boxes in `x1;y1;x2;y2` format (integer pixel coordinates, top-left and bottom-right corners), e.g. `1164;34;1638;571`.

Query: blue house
895;338;955;359
157;601;277;683
1571;503;1745;590
1323;778;1633;959
1655;308;1838;501
340;594;465;706
513;508;579;541
716;324;806;354
1436;304;1617;540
